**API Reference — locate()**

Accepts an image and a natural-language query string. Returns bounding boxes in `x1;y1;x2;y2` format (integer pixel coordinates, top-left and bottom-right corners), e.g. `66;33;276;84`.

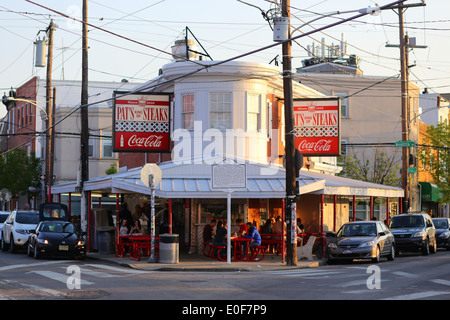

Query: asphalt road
0;249;449;302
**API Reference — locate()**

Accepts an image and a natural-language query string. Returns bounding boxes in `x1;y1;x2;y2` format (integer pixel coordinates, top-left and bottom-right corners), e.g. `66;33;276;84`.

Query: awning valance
51;159;404;199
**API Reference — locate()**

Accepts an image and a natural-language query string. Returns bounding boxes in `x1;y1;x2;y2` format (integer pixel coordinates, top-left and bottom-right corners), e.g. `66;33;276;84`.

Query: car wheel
371;246;381;263
387;245;395;261
422;239;430;256
10;235;17;253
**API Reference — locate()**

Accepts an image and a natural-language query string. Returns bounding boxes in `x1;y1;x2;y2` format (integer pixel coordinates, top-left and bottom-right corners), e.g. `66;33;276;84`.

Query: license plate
59;245;69;251
343;249;353;254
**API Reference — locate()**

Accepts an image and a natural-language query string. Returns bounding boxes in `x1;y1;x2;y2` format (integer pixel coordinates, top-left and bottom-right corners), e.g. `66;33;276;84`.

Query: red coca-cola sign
113;91;171;153
293;98;340;156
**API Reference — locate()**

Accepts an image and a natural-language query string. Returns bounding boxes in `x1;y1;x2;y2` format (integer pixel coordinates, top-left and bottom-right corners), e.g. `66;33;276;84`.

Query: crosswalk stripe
392;271;418;278
381;291;450;300
0;260;66;272
27;270;94;286
431;279;450;287
84;263;149;274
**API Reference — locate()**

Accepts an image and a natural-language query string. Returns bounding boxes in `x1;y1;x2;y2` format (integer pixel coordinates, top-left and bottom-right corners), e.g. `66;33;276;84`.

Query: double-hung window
210;92;231;129
182;94;194;129
247;93;261;131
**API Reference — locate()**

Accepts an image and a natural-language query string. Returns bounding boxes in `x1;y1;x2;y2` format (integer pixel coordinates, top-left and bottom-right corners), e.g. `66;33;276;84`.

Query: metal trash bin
97;227;115;254
159;233;179;264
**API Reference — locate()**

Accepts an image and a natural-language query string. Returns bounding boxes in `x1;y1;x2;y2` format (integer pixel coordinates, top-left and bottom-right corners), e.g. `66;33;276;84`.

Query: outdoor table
230;237;252;261
128;235;159;260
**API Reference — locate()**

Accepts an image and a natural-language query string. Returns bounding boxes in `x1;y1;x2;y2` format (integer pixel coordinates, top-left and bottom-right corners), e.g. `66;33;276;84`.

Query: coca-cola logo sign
293;98;340;156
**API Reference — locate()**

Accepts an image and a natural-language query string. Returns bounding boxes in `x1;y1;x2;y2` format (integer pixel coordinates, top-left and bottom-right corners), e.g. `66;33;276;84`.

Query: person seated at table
260;218;274;253
203;219;217;244
296;218;305;246
244;222;261;248
236;219;247;236
130;220;142;235
213;220;228;259
119;219;131;236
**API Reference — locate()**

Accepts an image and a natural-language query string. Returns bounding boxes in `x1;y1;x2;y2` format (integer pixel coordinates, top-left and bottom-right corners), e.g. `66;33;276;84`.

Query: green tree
338;148;401;187
420;122;450;203
0;149;42;202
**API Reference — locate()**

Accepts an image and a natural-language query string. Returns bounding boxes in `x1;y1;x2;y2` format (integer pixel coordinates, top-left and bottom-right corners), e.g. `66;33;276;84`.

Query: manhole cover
65;290;110;299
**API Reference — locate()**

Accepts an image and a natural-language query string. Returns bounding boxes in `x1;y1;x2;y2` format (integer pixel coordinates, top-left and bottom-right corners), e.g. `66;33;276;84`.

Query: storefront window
200;199;245;224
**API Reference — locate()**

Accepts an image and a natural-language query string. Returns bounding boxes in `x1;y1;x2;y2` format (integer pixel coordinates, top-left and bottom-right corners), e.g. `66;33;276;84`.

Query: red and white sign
113;92;171;152
293;98;340;156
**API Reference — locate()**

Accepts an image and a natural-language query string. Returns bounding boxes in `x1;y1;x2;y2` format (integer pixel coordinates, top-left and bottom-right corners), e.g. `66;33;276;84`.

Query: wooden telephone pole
281;0;297;266
45;20;55;202
80;0;89;233
386;2;426;212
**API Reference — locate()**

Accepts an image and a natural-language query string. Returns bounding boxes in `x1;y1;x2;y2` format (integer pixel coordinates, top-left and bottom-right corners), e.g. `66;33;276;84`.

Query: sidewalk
86;251;326;272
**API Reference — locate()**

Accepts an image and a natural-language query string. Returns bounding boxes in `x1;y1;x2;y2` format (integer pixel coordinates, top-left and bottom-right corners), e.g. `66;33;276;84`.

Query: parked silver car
327;221;395;264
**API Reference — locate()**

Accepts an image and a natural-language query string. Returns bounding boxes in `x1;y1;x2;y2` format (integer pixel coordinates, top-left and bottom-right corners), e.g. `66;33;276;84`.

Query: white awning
51;160;404;198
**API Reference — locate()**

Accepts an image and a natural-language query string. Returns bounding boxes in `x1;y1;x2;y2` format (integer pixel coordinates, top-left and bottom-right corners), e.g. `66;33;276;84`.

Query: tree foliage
420;122;450;204
0;149;41;201
337;148;401;187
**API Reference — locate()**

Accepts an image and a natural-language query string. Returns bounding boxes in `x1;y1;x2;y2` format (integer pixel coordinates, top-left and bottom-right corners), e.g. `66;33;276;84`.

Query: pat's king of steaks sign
113;91;171;153
293;97;341;156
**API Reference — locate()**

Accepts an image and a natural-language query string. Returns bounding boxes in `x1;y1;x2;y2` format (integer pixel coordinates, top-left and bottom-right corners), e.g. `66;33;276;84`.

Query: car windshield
0;215;8;223
15;212;39;224
433;219;449;229
39;222;76;233
390;215;425;228
337;223;377;237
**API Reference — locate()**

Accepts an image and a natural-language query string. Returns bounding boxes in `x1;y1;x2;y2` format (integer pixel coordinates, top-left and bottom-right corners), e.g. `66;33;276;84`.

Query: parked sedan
27;220;86;259
327;221;395;264
432;218;450;251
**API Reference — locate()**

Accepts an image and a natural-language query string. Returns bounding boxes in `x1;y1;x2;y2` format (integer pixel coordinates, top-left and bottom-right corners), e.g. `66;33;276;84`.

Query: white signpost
211;162;247;264
140;164;162;263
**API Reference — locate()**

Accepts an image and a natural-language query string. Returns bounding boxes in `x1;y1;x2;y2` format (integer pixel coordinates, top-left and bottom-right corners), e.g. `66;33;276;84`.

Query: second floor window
210;92;231;130
182;94;194;129
247;93;261;131
102;131;113;158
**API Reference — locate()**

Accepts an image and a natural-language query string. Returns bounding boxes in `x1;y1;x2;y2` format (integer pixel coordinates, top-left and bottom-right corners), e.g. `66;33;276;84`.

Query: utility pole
386;2;426;212
80;0;89;234
282;0;297;266
45;20;55;202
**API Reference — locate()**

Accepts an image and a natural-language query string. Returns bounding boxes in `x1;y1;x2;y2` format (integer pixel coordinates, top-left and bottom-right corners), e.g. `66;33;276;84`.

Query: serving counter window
199;199;246;224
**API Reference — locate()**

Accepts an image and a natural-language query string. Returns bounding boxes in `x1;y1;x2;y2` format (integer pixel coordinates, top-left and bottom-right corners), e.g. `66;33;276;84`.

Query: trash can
97;227;115;254
159;233;179;264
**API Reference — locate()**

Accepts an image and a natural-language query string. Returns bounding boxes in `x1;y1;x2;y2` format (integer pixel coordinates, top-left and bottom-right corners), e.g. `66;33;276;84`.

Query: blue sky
1;0;449;118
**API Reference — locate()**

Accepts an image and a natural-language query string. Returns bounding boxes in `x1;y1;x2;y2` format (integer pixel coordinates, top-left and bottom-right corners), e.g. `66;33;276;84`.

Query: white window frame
101;131;114;158
182;93;194;130
246;93;261;132
210;92;232;130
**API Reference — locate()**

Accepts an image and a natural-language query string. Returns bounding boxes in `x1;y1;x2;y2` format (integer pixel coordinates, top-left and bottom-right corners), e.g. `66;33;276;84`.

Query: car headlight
412;231;426;239
359;240;376;248
37;239;49;245
328;242;337;249
440;231;450;238
15;229;28;235
77;240;85;246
